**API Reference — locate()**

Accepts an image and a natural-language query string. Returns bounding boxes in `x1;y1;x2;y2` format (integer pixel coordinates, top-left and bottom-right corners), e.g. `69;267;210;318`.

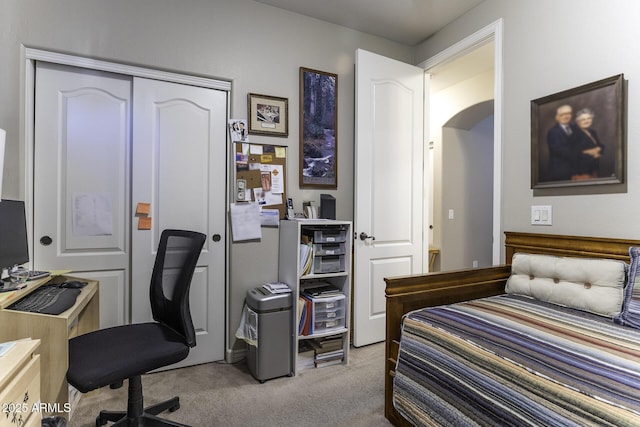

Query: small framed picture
247;93;288;137
228;119;249;142
531;74;625;190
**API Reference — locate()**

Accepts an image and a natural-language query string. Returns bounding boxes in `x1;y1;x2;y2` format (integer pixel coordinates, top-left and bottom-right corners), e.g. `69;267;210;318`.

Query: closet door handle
40;235;53;246
212;234;221;242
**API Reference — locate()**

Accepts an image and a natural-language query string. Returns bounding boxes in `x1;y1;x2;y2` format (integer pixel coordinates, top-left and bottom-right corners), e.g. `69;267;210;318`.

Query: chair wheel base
94;396;187;426
96;410;123;426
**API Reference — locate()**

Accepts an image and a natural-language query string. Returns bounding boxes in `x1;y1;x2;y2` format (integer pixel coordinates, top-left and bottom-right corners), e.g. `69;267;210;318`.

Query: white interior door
353;49;425;347
34;62;131;328
131;77;227;366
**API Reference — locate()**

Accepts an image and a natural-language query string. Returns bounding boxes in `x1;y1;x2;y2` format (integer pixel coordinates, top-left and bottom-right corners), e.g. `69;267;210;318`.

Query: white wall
418;0;640;259
0;0;414;357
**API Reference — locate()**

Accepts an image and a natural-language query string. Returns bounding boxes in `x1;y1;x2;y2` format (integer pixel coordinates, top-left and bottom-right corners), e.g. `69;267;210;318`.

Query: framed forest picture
299;67;338;188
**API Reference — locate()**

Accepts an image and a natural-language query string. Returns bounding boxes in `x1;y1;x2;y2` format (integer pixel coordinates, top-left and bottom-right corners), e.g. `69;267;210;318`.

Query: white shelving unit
278;219;352;374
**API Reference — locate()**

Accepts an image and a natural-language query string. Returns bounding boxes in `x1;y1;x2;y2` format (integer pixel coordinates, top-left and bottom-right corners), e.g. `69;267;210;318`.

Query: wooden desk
0;276;98;416
0;339;41;427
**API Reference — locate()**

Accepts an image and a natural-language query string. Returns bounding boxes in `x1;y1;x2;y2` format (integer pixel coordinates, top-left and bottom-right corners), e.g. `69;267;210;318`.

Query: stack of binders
311;336;344;367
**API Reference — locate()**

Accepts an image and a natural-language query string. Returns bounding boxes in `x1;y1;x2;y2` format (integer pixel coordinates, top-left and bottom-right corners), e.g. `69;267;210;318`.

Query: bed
384;232;640;426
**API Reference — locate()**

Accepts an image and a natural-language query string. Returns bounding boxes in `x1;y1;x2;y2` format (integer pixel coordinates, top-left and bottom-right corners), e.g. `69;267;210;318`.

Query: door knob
359;232;375;241
40;235;53;246
212;234;221;242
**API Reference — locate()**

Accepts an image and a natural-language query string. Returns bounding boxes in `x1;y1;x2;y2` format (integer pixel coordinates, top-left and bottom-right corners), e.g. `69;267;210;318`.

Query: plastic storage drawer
314;307;345;322
313;242;346;256
303;227;348;243
311;294;346;334
313;255;345;274
313;317;345;333
312;295;345;311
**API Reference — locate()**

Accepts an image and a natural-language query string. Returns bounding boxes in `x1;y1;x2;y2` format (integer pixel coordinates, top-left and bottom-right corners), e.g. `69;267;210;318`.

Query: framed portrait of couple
531;74;625;191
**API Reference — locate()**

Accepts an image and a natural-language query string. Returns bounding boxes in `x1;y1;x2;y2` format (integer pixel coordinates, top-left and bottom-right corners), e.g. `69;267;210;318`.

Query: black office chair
67;229;206;427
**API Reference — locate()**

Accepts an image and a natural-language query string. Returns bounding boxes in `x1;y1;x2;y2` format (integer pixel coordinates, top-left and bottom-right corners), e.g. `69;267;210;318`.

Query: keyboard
9;270;51;281
8;285;81;315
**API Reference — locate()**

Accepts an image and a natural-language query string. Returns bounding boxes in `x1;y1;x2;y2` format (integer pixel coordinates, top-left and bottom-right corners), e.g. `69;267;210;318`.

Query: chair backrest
149;229;206;348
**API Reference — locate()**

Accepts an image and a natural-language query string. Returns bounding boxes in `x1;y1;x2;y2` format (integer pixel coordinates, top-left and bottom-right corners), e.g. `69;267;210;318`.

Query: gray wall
5;0;639;359
0;0;413;357
440;119;493;271
417;0;640;252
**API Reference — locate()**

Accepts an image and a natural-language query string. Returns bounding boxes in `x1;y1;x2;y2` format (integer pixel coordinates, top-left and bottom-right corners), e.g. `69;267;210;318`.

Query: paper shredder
246;287;292;382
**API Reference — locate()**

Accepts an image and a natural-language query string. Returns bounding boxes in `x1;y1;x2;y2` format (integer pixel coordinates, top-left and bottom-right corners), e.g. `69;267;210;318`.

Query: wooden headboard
504;232;636;262
383;231;640;426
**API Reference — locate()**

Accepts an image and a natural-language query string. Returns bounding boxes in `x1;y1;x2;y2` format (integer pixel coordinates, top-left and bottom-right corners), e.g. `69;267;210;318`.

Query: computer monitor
0;200;29;280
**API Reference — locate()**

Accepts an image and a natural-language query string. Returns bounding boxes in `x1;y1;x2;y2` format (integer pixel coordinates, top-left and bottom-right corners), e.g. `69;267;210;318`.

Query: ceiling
252;0;485;46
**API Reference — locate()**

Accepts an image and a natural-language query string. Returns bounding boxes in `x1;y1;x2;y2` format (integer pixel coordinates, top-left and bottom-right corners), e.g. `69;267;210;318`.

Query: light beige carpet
71;342;391;426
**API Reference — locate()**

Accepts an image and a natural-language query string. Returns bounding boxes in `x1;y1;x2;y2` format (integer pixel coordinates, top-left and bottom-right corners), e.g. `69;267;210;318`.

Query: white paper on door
72;192;114;236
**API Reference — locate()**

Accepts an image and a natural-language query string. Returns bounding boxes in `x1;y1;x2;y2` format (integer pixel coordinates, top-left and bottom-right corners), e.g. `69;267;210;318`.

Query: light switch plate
531;205;552;226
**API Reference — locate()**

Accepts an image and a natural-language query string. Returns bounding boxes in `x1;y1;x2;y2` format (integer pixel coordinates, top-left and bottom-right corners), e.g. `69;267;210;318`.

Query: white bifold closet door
33;62;226;366
131;76;226;366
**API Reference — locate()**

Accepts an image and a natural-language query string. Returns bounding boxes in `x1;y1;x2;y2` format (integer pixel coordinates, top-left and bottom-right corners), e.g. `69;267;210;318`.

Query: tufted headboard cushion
505;252;628;318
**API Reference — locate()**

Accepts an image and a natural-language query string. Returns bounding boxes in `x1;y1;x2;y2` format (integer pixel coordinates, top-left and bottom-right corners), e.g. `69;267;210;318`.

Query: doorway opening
421;19;502;271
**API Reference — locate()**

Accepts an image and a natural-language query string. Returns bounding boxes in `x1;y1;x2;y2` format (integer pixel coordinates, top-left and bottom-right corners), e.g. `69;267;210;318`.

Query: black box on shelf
320;194;336;220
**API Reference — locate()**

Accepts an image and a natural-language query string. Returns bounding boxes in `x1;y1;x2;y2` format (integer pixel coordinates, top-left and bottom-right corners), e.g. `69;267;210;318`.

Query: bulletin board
234;143;287;219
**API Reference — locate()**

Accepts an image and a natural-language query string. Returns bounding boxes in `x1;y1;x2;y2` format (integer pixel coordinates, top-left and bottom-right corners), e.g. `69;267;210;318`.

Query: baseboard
226;347;246;364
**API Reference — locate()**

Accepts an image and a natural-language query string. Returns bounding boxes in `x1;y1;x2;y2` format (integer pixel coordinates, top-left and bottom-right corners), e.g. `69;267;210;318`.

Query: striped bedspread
393;294;640;427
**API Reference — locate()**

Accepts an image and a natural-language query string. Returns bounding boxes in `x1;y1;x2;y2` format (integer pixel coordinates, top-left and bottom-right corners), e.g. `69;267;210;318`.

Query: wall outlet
236;179;246;201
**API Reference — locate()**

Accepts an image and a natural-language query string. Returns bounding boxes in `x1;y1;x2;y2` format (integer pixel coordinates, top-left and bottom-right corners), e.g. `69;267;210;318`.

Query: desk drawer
0;355;41;427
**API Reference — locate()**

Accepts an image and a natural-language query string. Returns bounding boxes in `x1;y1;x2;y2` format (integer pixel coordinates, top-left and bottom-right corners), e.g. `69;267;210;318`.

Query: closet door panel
34;62;131;325
131;77;227;366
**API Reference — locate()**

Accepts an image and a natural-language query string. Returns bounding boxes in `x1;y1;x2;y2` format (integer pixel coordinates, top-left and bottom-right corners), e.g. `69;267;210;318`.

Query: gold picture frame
247;93;289;137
